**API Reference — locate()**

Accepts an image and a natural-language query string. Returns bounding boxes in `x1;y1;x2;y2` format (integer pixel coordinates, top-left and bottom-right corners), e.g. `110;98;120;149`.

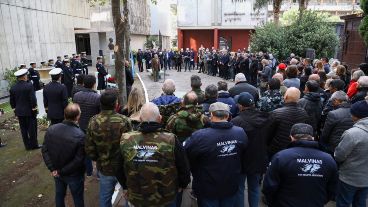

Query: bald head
308;74;320;82
140;103;161;123
184;91;198;105
284;87;301;103
64;103;81;121
273;73;284;83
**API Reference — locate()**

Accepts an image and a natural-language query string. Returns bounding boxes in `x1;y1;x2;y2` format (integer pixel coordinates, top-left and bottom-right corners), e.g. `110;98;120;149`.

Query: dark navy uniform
28;68;41;91
43;81;68;125
96;62;107;90
61;65;75;97
10;80;39;150
81;56;89;74
73;60;83;75
55;60;63;68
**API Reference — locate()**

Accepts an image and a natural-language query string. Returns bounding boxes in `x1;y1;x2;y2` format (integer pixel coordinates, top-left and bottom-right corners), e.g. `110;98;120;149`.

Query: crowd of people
4;46;368;207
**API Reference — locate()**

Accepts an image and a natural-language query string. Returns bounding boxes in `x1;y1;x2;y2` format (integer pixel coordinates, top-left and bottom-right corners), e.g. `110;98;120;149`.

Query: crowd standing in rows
6;46;368;207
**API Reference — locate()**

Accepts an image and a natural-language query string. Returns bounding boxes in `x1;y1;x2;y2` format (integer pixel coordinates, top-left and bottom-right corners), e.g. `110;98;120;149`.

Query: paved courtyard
137;68;235;101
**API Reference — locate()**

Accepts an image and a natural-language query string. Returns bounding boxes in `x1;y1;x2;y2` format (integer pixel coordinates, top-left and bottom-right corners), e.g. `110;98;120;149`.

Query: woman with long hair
120;87;145;130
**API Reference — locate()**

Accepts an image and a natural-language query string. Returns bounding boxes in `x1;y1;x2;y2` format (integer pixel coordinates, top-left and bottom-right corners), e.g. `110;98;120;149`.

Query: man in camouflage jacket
120;103;190;207
166;91;208;142
86;90;132;207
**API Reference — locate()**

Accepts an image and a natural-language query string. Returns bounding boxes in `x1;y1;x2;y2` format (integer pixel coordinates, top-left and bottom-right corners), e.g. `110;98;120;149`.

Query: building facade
76;0;150;67
0;0;90;97
177;0;267;52
268;0;360;17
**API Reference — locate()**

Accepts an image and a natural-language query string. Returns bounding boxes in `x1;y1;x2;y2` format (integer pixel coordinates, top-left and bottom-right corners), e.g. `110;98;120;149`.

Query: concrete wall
0;0;90;97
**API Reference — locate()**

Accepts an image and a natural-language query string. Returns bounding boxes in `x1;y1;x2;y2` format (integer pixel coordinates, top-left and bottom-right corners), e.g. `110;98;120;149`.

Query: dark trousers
145;60;151;70
54;175;85;207
50;119;64;126
18;116;38;150
138;61;143;72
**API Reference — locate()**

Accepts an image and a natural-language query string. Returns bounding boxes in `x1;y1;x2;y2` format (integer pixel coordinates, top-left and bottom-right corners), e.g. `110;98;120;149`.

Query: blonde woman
120;87;145;130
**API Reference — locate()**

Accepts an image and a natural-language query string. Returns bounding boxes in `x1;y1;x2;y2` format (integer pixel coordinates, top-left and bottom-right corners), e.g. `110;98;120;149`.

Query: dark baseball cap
290;123;314;136
234;92;254;107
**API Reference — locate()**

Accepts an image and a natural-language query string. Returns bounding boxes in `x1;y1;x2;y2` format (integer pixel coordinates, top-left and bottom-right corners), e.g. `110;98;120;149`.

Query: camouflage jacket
193;88;205;104
86;110;132;176
120;122;190;207
158;102;181;127
257;90;284;112
166;105;207;142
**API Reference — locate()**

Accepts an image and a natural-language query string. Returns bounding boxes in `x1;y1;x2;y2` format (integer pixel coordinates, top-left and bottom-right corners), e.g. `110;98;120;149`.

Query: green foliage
250;10;339;60
3;68;18;90
253;0;269;10
359;16;368;46
360;0;368;45
281;9;342;25
361;0;368;14
144;35;159;49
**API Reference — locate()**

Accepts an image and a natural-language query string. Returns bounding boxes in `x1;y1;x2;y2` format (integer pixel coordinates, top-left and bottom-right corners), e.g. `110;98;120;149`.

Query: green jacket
86;110;132;176
166;104;207;142
120;122;190;207
192;88;205;104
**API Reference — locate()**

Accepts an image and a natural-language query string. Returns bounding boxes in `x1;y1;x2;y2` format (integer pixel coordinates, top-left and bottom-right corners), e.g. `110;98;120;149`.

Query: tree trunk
111;0;127;105
298;0;307;19
123;0;131;61
273;0;282;25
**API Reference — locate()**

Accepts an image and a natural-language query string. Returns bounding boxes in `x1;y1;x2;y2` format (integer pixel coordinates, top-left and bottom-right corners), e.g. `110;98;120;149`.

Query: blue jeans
85;156;93;176
236;174;261;207
198;194;237;207
336;180;368;207
98;172;118;207
54;175;84;207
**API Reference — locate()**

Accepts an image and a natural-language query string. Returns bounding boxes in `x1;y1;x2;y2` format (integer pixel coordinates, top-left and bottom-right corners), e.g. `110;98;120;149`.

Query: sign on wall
221;0;267;27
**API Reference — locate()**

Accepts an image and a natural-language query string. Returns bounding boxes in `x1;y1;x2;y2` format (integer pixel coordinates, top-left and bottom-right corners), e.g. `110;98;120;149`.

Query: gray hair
358;76;368;87
235;73;246;83
211;110;229;119
162;79;176;95
140;102;160;122
290;58;299;65
352;70;365;81
292;134;314;141
332;60;340;67
330;91;348;102
205;84;218;99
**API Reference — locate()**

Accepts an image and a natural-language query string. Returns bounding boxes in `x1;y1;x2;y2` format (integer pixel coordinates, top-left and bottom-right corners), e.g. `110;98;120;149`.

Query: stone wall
0;0;90;97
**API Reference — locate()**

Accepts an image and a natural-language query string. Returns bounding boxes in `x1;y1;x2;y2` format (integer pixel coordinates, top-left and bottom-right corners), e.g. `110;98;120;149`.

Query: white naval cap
49;68;62;75
14;69;28;77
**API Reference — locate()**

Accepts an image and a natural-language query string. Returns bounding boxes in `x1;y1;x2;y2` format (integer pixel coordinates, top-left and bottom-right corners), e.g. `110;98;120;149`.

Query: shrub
250;10;339;60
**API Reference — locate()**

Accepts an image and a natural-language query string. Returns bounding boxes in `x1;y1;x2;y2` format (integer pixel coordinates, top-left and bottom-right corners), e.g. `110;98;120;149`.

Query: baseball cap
234;92;254;107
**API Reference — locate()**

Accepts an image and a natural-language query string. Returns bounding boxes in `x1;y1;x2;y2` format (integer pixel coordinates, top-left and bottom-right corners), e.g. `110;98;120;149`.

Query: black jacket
231;108;270;174
298;92;323;133
43;81;68;120
229;81;259;103
351;87;368;104
42;121;85;176
263;140;338;207
73;89;101;130
10;80;37;117
320;103;354;154
125;67;134;87
268;102;310;156
61;66;74;97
